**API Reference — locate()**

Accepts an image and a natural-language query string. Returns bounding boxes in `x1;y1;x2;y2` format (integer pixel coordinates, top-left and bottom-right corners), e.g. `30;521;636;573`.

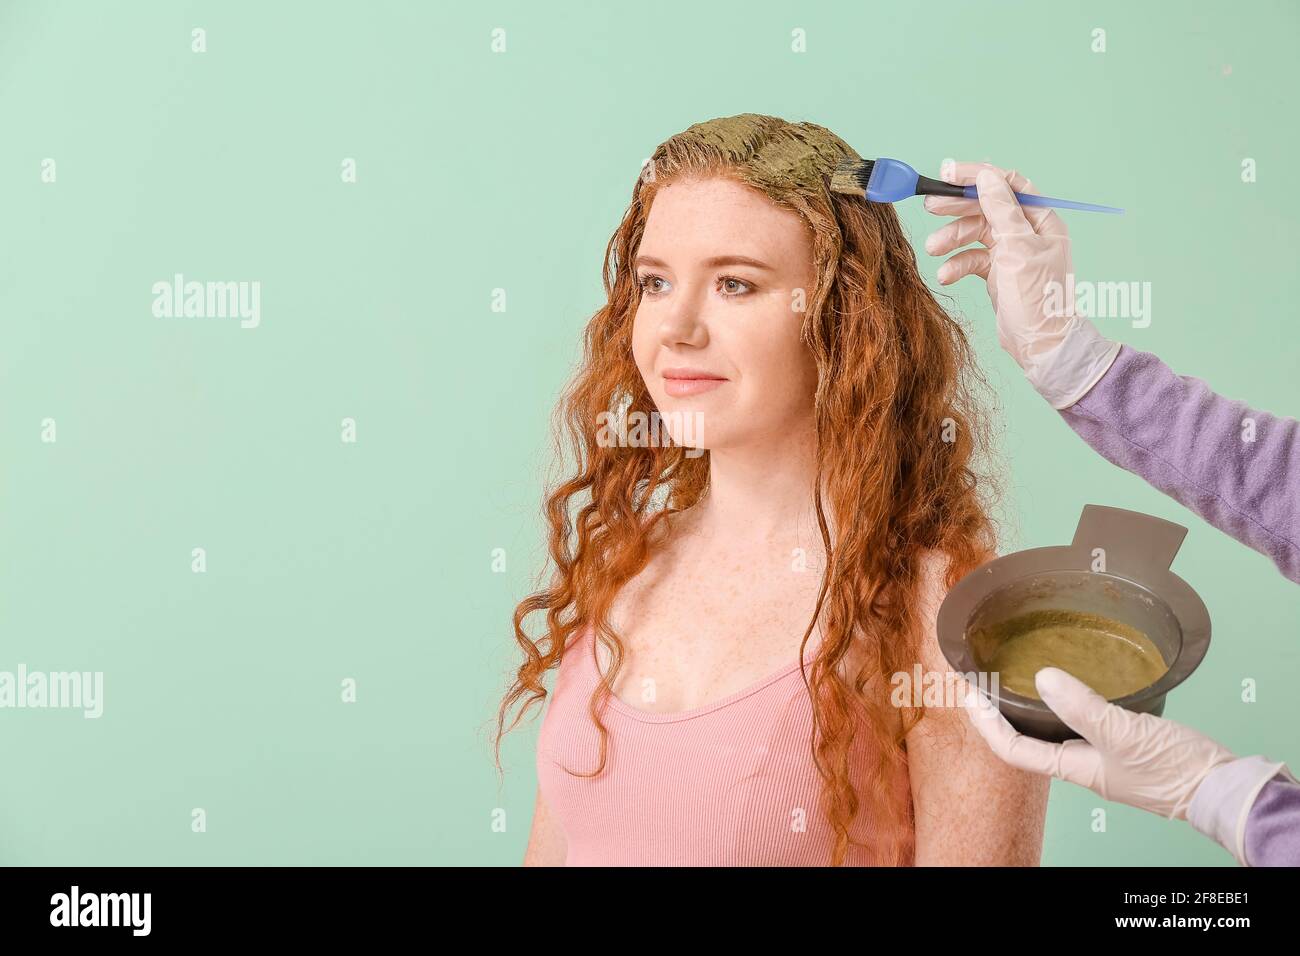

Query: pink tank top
536;624;916;866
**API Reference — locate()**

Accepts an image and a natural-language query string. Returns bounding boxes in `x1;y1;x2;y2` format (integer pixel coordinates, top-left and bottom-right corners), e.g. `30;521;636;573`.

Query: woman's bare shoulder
607;509;692;625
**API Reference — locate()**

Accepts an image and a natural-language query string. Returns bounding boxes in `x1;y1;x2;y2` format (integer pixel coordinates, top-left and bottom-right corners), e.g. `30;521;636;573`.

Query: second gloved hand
924;162;1121;409
964;666;1239;821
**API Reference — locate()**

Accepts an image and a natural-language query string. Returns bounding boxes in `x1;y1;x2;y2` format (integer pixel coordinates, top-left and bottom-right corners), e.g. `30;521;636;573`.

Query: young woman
494;113;1048;866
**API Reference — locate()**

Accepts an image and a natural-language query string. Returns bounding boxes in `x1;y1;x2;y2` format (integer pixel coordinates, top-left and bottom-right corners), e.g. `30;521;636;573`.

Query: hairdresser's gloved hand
923;161;1120;409
963;667;1240;822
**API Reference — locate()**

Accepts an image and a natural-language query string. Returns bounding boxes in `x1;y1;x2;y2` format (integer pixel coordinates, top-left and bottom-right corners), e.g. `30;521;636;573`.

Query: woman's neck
689;416;831;549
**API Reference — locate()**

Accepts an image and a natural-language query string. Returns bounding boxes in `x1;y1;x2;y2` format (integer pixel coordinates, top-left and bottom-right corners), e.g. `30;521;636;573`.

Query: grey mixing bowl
936;504;1211;742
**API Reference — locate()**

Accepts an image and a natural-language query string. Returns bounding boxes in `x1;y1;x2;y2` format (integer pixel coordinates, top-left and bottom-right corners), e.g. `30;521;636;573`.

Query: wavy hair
493;113;998;866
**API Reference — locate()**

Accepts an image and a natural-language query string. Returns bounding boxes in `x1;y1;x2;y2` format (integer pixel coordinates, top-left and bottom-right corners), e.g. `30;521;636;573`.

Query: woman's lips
662;375;727;397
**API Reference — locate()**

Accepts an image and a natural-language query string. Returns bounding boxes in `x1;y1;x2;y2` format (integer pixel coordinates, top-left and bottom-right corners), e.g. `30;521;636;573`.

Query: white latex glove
962;666;1239;822
923;161;1121;409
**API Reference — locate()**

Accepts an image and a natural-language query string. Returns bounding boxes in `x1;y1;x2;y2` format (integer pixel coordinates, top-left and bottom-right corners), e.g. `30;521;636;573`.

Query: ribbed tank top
536;624;916;866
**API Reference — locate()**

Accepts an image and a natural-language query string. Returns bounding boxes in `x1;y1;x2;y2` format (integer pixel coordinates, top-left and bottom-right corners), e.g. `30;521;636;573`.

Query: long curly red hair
494;114;998;866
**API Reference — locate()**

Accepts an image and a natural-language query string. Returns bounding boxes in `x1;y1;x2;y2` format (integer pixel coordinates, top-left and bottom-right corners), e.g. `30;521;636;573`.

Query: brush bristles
830;159;873;196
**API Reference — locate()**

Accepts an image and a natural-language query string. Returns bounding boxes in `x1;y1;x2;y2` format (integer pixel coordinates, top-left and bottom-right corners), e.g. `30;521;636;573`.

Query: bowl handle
1072;504;1188;575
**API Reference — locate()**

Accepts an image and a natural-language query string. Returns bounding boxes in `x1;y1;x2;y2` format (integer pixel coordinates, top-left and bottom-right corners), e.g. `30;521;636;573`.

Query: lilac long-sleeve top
1058;343;1300;866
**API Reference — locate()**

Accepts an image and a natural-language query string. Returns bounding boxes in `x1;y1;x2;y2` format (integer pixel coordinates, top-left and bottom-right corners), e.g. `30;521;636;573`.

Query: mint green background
0;0;1295;866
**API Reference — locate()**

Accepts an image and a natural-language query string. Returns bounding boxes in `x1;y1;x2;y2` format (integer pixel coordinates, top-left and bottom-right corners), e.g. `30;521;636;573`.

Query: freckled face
632;177;820;450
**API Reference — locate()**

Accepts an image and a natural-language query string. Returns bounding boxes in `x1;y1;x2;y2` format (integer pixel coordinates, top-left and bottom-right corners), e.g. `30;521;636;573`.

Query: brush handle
960;183;1124;215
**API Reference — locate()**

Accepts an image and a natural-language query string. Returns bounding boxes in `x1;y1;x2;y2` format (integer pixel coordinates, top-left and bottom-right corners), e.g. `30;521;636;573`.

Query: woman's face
631;176;820;452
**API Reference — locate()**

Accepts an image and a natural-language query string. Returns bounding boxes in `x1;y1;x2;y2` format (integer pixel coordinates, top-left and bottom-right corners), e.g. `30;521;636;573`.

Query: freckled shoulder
606;510;692;632
916;548;953;625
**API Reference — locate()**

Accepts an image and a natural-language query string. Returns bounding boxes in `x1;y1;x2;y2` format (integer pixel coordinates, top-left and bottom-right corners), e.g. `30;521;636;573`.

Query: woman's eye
638;274;669;296
719;276;752;296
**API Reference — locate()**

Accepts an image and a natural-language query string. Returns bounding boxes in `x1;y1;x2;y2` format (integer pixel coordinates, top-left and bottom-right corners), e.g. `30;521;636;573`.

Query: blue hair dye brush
830;157;1124;215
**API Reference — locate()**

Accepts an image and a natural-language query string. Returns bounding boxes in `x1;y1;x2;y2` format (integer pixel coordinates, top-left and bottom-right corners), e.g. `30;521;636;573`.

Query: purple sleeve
1060;344;1300;584
1245;776;1300;866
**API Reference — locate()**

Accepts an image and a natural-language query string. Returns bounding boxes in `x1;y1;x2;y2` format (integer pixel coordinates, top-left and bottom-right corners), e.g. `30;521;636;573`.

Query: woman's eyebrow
634;254;775;272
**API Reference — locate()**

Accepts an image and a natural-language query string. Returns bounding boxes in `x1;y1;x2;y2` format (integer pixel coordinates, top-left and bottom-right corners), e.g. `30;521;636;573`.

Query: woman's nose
657;290;708;348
